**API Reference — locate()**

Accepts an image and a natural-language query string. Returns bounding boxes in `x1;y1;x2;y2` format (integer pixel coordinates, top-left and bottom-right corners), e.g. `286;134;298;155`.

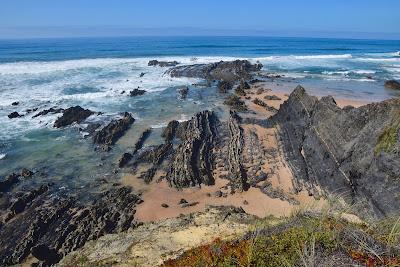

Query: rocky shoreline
0;59;399;266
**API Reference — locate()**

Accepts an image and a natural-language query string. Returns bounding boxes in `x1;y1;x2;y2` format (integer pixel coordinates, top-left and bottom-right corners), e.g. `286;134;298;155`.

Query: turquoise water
0;36;399;184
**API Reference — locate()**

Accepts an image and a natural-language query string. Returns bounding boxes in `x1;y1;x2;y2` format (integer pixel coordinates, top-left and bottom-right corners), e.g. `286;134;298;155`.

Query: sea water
0;36;399;187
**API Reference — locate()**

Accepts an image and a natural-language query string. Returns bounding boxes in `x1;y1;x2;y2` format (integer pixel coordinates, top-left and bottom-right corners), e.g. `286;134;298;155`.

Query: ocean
0;36;399;188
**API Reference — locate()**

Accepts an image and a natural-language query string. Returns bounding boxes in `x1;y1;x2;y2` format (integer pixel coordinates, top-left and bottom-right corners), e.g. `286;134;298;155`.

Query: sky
1;0;400;39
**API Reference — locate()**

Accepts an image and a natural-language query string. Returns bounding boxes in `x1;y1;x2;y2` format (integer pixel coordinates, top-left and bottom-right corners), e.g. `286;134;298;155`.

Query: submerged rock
11;102;19;106
0;173;20;192
54;106;93;128
177;86;189;99
93;112;135;149
384;80;400;90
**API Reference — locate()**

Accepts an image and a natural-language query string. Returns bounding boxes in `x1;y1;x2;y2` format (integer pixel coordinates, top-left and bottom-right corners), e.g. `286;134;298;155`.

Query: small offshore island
0;54;399;266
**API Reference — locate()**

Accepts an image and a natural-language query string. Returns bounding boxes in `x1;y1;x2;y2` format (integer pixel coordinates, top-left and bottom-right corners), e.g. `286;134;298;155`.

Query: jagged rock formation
384;80;400;90
0;185;141;266
148;60;179;67
166;111;218;188
129;88;146;97
161;120;179;142
166;60;262;83
32;107;63;118
227;111;248;192
93;112;135;150
53;106;93;128
271;85;400;218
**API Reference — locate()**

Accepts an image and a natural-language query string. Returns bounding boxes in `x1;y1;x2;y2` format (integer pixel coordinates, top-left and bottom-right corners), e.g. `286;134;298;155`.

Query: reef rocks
227;111;248;192
166;111;219;188
32;107;64;118
271;85;400;218
118;128;152;168
93;112;135;150
129;88;146;97
166;60;262;83
7;112;22;119
0;173;20;192
0;185;141;266
54;106;93;128
384;80;400;90
252;98;278;113
148;60;179;67
224;95;247;112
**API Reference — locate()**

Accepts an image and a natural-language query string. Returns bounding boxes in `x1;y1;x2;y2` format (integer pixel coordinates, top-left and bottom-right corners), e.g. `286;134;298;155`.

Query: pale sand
121;83;370;223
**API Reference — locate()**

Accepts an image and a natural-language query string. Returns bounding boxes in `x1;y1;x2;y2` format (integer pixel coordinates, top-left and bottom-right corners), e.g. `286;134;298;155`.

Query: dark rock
264;95;282;101
177;87;189;99
0;186;141;266
32;107;64;118
7;112;22;119
129;88;146;97
0;173;20;192
31;244;61;265
218;80;232;93
148;60;179;67
243;200;249;205
11;102;19;106
234;80;250;96
9;185;49;215
93;112;135;148
54;106;93;128
132;128;152;155
384;80;400;90
224;95;247;112
140;72;146;77
21;168;33;178
161;120;179;142
252;98;278;113
166;111;218;188
118;153;133;168
161;203;169;208
214;190;223;198
181;202;199;208
227;111;248;192
249;78;265;84
271;85;400;218
179;199;188;205
166;60;262;83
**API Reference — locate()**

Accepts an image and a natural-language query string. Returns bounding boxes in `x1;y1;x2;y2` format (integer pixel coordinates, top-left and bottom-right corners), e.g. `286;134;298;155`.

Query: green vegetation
163;214;400;267
375;113;400;155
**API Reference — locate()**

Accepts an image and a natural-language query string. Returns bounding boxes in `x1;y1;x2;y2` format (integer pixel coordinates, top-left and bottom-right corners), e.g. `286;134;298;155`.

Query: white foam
0;154;6;160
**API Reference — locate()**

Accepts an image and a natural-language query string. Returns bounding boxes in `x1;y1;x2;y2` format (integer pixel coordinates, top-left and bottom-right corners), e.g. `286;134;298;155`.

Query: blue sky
1;0;400;39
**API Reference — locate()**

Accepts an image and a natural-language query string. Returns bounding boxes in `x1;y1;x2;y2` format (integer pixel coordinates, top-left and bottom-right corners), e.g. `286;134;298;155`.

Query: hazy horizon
1;0;399;40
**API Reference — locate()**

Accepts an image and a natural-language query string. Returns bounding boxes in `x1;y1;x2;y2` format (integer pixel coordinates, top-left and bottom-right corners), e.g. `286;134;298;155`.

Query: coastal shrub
375;113;400;154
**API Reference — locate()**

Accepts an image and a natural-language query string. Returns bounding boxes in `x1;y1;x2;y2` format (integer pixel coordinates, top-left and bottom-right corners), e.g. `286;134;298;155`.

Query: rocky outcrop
253;98;278;113
119;128;152;168
93;112;135;150
217;80;232;93
227;111;248;192
54;106;93;128
7;112;22;119
384;80;400;90
166;60;262;83
32;107;63;118
166;111;218;188
271;85;400;218
0;185;141;266
129;88;146;97
137;143;173;183
161;120;180;142
148;60;179;67
223;95;247;112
